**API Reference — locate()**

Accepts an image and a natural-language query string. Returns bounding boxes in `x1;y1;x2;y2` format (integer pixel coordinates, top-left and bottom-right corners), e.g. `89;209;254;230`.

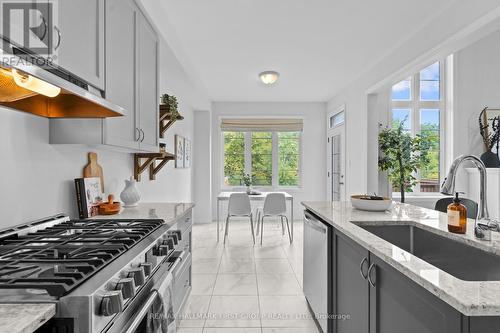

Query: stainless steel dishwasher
303;210;331;333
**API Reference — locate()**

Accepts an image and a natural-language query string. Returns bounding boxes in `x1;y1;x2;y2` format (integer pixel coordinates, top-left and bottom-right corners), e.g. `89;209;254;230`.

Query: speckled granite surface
0;303;55;333
302;201;500;316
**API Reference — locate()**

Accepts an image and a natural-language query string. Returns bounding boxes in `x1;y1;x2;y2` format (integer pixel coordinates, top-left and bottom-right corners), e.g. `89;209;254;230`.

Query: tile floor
177;218;321;333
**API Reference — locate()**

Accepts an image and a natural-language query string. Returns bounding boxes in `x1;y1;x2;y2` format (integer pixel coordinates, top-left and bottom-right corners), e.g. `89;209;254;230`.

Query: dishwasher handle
304;212;327;234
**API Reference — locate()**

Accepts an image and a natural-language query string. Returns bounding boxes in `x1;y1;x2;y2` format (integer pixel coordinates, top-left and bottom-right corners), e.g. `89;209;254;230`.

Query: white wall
0;35;209;227
327;1;500;197
193;110;212;223
204;101;327;221
454;29;500;159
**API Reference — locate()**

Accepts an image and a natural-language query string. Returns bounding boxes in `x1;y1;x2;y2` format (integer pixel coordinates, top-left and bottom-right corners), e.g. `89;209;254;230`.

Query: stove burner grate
0;218;164;297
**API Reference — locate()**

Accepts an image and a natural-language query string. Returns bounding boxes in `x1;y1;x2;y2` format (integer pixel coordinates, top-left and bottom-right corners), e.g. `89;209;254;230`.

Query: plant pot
480;151;500;168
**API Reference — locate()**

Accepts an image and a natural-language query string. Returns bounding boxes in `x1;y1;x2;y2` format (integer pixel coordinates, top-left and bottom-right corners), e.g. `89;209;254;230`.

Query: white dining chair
224;193;255;245
257;193;291;245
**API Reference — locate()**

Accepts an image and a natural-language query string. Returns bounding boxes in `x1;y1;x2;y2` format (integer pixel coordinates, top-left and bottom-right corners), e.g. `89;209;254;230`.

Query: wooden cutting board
83;152;104;192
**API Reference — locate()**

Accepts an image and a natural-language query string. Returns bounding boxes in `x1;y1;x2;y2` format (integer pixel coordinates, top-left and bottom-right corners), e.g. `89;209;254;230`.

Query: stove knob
169;230;182;241
140;262;153;277
100;291;123;316
168;234;178;245
127;267;145;286
115;277;135;299
163;237;175;248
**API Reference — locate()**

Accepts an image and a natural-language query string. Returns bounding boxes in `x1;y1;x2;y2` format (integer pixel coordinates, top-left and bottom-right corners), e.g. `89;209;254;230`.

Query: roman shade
221;118;303;132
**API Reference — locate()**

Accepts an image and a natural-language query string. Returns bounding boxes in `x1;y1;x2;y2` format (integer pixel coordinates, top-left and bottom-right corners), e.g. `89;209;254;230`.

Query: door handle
368;263;376;287
140;129;145;142
359;257;368;279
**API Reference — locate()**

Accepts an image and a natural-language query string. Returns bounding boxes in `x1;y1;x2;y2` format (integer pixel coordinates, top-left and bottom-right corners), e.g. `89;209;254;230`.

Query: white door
327;108;346;201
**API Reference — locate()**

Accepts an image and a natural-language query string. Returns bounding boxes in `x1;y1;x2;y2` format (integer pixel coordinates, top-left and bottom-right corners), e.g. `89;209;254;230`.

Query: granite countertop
0;303;55;333
91;202;195;223
302;201;500;316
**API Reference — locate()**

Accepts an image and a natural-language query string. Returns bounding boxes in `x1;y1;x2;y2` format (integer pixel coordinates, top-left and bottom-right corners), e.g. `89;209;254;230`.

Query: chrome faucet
441;155;497;239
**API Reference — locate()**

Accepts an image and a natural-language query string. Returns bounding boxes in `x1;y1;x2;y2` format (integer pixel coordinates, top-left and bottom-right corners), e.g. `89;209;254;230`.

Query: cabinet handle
54;26;61;50
140;129;145;142
359;257;368;279
367;263;376;287
135;128;140;142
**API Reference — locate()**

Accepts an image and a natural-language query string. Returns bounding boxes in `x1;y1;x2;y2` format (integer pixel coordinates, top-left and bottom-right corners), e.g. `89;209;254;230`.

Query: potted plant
160;93;178;118
243;173;252;194
378;121;431;203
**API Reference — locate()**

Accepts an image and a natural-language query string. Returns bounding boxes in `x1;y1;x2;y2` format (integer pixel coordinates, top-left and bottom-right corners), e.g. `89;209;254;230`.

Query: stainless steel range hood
0;49;125;118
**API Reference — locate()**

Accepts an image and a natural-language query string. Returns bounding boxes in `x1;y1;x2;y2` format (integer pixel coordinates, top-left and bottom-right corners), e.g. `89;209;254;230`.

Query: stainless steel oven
106;251;185;333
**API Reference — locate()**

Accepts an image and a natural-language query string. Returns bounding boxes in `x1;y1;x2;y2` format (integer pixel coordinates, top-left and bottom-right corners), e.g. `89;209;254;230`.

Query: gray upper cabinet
50;0;159;153
333;230;369;333
53;0;105;89
368;255;462;333
136;11;159;151
104;0;139;150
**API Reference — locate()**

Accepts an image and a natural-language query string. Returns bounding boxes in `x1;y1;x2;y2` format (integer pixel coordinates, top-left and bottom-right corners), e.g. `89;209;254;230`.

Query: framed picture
184;138;191;168
175;135;185;168
480;107;500;153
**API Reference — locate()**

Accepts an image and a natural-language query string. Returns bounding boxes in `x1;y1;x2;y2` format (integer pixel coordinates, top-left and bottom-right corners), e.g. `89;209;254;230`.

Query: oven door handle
170;251;186;273
124;289;159;333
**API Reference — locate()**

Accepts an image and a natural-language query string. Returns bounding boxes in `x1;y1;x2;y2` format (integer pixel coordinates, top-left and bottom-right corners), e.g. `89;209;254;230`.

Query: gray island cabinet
303;206;500;333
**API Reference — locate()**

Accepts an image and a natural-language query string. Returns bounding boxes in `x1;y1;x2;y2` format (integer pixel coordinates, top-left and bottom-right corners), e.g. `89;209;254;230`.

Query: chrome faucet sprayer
440;155;496;239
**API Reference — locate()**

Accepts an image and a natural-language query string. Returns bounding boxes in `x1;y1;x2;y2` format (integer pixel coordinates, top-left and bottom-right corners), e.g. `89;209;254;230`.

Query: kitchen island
302;201;500;333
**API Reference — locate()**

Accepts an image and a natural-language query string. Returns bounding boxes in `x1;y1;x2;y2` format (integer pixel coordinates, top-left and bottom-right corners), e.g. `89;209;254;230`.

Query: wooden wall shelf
159;106;184;138
134;152;175;181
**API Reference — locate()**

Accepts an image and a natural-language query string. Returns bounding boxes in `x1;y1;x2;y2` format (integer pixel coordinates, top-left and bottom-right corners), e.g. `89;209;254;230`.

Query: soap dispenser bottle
447;192;467;234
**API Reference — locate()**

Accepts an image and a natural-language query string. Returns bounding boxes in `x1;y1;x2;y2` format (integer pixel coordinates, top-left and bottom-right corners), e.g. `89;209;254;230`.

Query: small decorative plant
160;93;178;117
378;121;431;203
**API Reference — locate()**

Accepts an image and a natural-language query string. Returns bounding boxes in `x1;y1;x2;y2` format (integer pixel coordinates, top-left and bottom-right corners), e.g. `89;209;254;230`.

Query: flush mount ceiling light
259;71;280;85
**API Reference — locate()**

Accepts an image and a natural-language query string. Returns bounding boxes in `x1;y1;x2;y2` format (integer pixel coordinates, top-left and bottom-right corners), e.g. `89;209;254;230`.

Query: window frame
389;60;446;195
221;130;303;189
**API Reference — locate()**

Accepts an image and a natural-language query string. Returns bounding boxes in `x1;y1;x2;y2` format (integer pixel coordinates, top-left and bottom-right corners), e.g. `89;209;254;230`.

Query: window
223;132;245;186
278;132;300;186
390;61;444;193
223;130;301;187
251;132;273;186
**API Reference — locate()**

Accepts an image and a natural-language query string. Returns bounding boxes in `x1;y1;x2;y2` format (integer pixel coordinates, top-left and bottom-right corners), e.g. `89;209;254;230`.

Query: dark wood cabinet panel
333;231;370;333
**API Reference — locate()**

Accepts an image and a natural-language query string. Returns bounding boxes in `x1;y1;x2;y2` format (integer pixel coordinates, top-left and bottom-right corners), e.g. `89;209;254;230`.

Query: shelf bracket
134;155;157;181
149;155;174;180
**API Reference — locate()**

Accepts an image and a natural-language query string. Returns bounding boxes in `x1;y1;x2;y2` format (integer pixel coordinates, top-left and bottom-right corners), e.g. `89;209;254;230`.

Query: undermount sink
357;224;500;281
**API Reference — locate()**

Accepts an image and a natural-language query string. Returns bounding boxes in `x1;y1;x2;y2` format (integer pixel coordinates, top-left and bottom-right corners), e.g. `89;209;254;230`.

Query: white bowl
350;195;392;212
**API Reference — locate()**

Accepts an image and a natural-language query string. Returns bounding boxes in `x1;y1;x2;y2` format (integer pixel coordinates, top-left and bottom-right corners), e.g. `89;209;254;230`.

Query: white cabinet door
103;0;140;150
137;12;158;152
53;0;104;89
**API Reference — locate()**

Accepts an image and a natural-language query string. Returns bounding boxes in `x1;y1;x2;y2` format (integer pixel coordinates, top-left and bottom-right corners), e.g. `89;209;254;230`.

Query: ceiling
148;0;457;102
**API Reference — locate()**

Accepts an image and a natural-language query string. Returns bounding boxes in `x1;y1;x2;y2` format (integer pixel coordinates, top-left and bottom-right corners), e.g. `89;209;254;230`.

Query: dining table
216;191;294;243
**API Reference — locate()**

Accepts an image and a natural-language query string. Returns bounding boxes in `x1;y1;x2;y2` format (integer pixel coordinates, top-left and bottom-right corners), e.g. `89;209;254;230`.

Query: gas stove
0;215;165;297
0;211;193;333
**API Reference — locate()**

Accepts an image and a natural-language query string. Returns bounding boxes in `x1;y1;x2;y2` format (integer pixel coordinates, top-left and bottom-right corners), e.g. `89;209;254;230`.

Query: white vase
120;176;141;207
